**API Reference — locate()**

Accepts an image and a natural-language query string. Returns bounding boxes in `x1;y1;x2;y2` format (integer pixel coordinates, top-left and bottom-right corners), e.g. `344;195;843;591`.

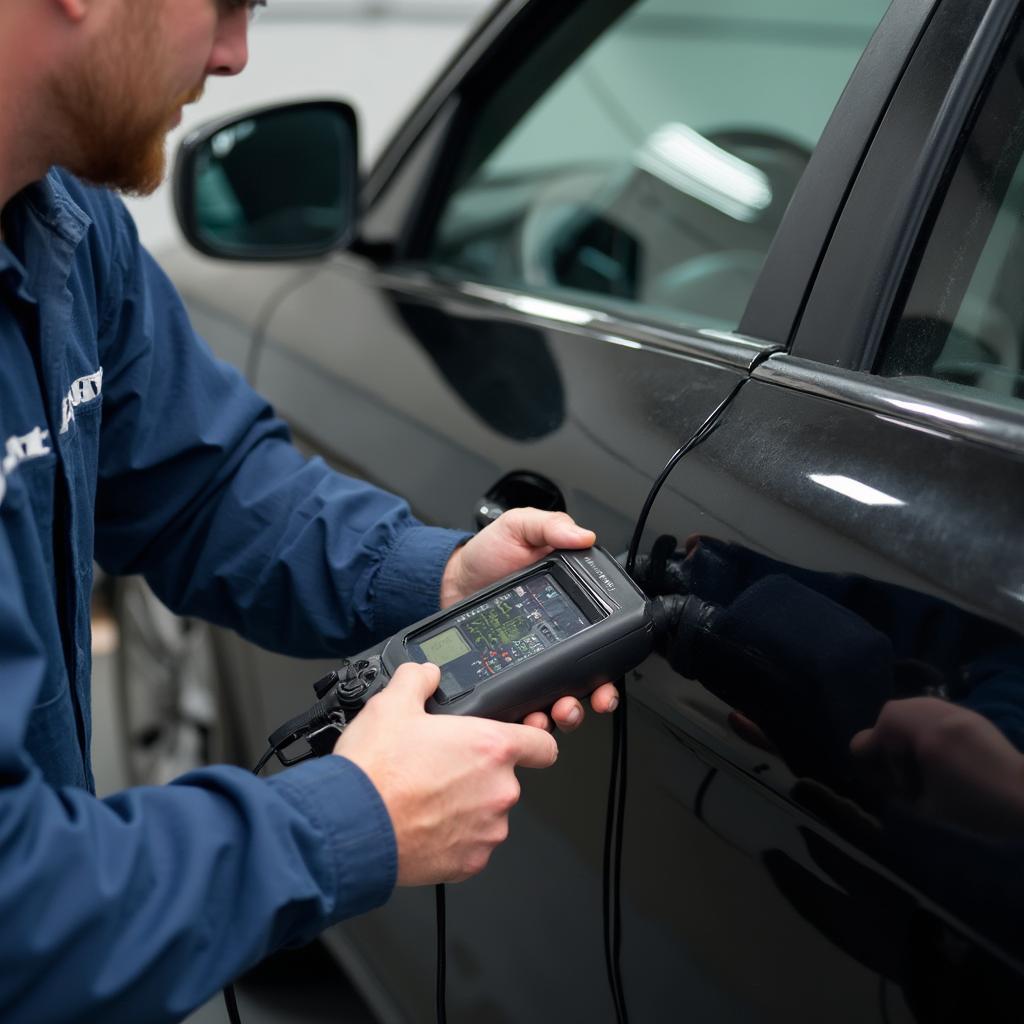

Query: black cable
224;982;242;1024
252;746;275;776
604;378;748;1023
222;746;276;1024
602;680;627;1023
625;380;747;575
602;679;626;1024
435;884;448;1024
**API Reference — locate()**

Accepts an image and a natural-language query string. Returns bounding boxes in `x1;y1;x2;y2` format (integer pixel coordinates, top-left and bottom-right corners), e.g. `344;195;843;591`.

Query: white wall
124;0;492;251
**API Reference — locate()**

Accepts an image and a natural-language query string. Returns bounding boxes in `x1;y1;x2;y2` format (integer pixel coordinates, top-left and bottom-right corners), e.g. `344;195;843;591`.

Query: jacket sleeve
0;524;397;1024
93;197;467;656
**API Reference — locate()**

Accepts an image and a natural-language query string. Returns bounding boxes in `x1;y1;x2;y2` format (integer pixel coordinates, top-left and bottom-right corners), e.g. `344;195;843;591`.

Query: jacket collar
0;169;92;305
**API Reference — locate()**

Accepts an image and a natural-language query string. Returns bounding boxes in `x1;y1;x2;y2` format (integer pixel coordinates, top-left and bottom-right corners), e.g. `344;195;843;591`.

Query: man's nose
207;9;249;77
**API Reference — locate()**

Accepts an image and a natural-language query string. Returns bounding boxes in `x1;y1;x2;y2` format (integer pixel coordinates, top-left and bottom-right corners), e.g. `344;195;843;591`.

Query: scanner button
361;668;378;683
436;673;472;704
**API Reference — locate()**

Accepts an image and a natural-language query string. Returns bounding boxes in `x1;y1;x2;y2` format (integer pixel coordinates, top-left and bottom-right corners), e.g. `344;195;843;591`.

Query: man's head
24;0;254;197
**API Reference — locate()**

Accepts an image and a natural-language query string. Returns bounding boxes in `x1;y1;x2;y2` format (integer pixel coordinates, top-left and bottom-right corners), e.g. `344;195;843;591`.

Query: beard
51;7;204;196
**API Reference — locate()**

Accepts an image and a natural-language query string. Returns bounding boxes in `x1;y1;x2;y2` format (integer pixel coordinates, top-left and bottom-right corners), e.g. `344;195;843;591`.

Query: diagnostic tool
268;547;653;764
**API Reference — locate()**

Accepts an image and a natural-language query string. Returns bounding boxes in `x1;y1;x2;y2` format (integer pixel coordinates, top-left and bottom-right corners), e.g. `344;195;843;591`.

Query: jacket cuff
372;525;470;638
267;754;397;924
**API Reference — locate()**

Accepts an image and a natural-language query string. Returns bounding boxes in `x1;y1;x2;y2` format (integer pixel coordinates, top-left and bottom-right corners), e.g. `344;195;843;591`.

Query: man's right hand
333;662;558;885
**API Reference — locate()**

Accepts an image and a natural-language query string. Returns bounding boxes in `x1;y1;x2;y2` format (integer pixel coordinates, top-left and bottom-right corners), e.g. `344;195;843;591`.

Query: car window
878;17;1024;407
424;0;890;332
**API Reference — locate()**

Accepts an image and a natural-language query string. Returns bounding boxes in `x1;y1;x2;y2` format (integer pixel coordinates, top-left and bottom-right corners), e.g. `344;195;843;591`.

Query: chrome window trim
369;268;781;371
363;0;531;206
754;353;1024;454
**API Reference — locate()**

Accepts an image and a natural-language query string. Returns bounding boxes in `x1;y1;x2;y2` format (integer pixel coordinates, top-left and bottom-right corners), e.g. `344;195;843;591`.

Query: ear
51;0;89;23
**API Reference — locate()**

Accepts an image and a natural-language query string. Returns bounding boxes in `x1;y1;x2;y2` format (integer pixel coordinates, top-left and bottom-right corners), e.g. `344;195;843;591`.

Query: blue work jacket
0;170;466;1023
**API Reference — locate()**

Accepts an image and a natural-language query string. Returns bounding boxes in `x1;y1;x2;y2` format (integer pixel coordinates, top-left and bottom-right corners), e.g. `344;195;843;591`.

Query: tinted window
879;18;1024;406
426;0;889;331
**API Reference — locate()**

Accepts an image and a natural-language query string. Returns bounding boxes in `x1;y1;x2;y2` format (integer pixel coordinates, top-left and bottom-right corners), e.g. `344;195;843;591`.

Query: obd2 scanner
268;546;656;765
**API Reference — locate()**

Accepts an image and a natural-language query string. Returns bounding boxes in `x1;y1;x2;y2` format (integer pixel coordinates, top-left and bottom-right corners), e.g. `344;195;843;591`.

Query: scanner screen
409;573;591;700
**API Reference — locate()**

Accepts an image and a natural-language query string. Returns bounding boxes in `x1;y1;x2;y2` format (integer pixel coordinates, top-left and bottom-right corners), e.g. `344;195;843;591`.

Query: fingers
589;682;620;714
551;696;584;731
498;721;558;769
522;711;553;732
534;684;621;733
499;508;596;551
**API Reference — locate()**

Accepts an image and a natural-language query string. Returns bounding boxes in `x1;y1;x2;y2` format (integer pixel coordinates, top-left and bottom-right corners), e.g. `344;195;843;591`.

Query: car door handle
475;471;566;531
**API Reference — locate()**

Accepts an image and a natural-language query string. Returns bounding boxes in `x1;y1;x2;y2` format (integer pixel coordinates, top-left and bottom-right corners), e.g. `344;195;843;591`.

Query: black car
136;0;1024;1020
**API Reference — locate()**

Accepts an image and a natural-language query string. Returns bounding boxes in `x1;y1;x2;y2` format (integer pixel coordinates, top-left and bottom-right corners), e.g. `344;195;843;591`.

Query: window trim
362;0;535;211
790;0;1018;370
739;0;940;346
365;268;781;372
753;352;1024;455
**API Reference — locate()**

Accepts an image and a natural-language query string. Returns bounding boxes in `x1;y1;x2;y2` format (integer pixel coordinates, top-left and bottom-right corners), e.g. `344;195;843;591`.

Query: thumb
388;661;441;707
499;508;595;552
849;728;874;755
498;721;559;769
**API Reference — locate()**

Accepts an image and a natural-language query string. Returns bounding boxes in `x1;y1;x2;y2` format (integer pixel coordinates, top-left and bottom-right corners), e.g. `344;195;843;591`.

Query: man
0;1;618;1020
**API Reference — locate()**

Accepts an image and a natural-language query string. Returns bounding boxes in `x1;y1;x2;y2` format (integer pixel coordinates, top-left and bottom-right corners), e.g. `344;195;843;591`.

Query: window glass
427;0;889;330
879;18;1024;406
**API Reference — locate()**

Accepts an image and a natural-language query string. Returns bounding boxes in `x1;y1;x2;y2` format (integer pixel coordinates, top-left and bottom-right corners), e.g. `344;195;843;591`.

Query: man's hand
335;663;558;885
851;697;1024;837
439;507;619;732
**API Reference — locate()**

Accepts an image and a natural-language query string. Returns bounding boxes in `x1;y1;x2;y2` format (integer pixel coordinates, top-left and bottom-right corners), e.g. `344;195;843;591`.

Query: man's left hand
439;508;619;733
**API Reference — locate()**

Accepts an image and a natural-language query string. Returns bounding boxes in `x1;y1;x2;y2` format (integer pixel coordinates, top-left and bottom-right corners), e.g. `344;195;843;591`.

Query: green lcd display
419;627;472;666
407;572;593;704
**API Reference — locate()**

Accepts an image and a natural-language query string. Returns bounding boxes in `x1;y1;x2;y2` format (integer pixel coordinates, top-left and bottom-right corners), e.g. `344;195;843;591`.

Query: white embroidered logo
60;368;103;434
2;427;52;474
0;426;53;506
0;365;101;507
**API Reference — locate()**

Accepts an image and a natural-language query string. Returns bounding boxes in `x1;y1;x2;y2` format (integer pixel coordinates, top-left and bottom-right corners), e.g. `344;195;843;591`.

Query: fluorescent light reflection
874;414;952;441
211;120;255;159
600;335;643;350
809;474;905;507
636;123;772;223
886;398;980;428
504;295;597;326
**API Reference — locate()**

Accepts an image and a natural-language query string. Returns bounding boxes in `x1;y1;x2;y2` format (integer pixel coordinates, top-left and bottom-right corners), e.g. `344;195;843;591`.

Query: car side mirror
173;99;359;261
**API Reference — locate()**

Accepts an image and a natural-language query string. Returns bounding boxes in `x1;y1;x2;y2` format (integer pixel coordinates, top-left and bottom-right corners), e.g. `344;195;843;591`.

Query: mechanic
0;2;619;1021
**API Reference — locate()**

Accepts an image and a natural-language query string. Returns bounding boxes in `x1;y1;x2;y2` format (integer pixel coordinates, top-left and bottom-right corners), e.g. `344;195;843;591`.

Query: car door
648;0;1024;1022
191;2;963;1022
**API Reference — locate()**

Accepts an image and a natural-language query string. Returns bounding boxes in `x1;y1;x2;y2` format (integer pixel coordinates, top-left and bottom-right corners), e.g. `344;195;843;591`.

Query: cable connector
266;699;337;764
649;593;721;679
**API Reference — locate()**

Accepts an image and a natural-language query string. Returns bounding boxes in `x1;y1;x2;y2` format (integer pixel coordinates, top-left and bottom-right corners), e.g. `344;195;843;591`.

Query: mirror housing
173;99;359;261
